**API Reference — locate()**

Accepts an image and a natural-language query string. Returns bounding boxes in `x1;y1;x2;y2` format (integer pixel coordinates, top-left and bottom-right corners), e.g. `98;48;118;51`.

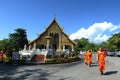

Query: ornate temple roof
29;18;75;45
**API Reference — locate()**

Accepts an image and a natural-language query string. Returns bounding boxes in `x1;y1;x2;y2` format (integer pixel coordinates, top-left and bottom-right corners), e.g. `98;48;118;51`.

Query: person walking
96;48;107;75
0;51;3;62
87;50;92;67
83;51;87;65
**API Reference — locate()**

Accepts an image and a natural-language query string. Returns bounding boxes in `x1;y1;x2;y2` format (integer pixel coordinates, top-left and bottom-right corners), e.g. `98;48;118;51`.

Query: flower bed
45;55;80;63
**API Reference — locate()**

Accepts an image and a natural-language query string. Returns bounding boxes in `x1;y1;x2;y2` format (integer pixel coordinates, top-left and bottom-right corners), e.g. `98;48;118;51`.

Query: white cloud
94;34;109;43
69;22;120;43
110;25;120;32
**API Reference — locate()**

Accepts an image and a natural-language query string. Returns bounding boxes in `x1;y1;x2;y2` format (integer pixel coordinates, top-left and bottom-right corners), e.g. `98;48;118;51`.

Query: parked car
79;50;84;55
115;50;120;57
106;50;115;56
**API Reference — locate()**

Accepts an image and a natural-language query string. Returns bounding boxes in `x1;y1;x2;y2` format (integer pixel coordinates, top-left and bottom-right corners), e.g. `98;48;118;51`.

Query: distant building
28;18;75;52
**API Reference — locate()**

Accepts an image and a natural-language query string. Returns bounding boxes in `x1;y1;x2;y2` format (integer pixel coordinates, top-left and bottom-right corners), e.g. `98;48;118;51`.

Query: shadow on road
104;71;118;75
0;58;84;80
0;64;19;80
0;64;55;80
0;63;74;80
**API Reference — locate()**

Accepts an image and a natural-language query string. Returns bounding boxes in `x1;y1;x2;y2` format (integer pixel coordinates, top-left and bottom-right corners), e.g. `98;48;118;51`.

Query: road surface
0;55;120;80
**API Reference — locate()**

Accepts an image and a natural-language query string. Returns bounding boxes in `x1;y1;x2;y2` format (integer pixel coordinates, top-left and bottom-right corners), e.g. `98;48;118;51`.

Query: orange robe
83;52;87;64
87;51;92;65
97;51;106;71
0;52;3;59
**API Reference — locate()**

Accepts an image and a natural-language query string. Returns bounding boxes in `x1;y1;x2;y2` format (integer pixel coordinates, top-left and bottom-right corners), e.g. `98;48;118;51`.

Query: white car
106;51;115;56
80;51;84;55
115;50;120;57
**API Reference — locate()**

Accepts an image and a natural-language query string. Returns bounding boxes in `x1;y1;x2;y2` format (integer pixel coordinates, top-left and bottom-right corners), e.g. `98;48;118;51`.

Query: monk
83;51;87;65
0;51;3;61
96;48;107;75
87;50;92;67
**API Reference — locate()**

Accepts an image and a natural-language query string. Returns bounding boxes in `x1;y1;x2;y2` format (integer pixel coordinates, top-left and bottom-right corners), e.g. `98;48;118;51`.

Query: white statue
63;45;65;51
29;45;31;51
33;42;36;50
23;44;27;50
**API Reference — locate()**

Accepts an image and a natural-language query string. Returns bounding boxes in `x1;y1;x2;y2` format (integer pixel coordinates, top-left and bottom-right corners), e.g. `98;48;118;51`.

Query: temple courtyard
0;55;120;80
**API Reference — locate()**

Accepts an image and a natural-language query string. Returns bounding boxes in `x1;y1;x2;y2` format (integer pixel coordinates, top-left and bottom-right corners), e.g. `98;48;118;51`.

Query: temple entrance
63;45;72;50
49;33;59;51
52;44;57;51
36;44;45;49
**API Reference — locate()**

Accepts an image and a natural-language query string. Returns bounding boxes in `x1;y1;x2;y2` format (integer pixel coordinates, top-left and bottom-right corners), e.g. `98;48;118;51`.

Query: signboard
12;52;19;60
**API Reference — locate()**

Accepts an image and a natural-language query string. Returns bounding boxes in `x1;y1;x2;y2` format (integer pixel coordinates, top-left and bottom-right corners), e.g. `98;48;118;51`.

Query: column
71;44;74;51
58;33;62;52
45;36;51;50
33;42;36;50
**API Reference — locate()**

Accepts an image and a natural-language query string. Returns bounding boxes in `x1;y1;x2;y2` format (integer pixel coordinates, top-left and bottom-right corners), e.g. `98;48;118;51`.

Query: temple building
28;18;75;52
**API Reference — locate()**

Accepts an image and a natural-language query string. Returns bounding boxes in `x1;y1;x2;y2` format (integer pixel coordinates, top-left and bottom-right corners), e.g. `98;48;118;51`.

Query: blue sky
0;0;120;43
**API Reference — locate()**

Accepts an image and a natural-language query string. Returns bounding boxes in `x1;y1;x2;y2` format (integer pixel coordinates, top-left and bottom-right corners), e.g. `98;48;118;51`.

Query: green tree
73;38;101;52
99;41;108;49
9;28;28;51
73;38;89;51
85;43;96;51
0;39;9;51
107;33;120;50
78;38;89;50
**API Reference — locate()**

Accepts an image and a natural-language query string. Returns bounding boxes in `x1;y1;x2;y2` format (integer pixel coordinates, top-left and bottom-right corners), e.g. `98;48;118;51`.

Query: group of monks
83;50;92;67
83;48;107;75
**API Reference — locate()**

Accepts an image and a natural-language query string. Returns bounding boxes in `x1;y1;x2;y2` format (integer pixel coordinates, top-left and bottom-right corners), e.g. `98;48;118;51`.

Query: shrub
2;54;10;63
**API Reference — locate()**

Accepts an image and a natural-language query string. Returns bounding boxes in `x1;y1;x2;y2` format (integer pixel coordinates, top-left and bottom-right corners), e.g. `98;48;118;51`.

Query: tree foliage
99;42;107;49
107;33;120;50
0;28;28;54
73;33;120;51
0;39;9;51
73;38;97;51
9;28;28;51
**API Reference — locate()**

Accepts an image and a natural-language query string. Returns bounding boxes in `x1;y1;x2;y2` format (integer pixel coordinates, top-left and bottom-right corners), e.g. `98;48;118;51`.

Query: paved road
0;55;120;80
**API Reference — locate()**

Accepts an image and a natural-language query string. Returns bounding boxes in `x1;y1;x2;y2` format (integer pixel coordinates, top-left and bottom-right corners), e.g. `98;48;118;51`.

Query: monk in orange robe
83;51;87;64
0;51;3;61
96;48;107;75
87;50;92;67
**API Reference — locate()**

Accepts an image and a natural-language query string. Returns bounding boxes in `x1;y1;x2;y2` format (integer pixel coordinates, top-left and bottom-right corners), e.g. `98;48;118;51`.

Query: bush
2;54;10;63
45;55;80;63
45;58;55;63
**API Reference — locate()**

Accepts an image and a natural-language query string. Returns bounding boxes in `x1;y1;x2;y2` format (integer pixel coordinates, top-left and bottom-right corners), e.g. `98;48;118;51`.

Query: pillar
71;44;74;51
45;36;51;50
58;33;62;52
